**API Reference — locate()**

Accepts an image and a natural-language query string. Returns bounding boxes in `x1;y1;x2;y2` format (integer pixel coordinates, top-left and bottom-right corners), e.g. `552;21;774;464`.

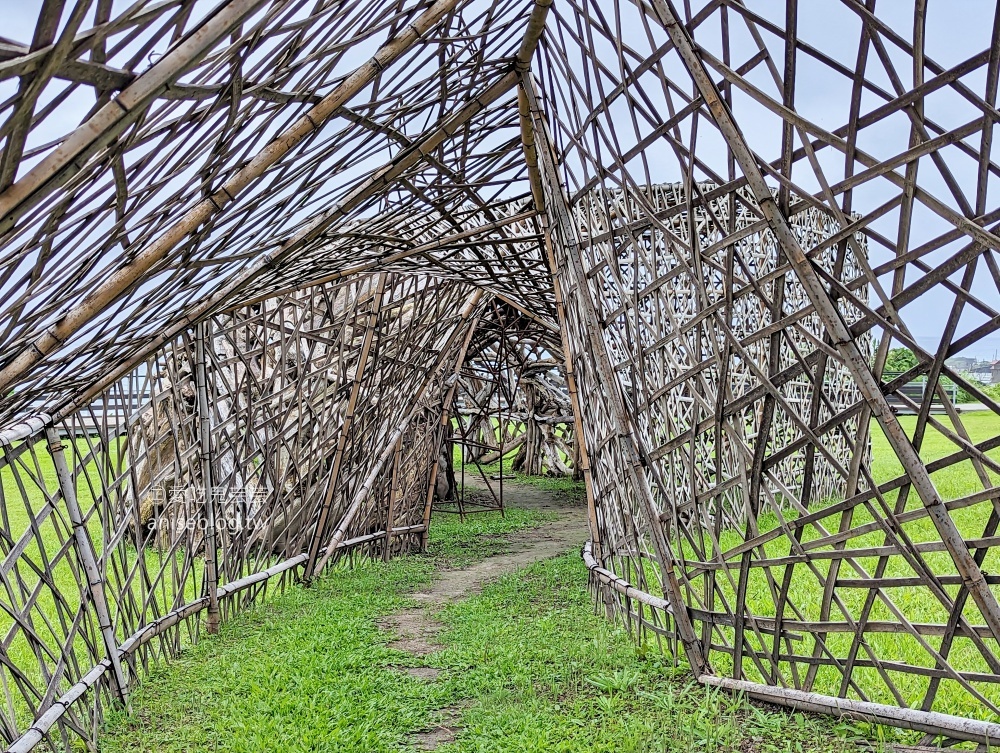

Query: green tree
884;347;918;374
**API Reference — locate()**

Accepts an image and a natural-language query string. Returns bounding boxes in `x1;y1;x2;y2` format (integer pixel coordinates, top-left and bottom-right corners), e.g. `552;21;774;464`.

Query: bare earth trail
379;478;589;750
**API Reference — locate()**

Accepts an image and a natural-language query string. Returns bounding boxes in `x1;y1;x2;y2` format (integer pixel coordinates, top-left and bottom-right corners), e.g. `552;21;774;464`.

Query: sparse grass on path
101;497;871;753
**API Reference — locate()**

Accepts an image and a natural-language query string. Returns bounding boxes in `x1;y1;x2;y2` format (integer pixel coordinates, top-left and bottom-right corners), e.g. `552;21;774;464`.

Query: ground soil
379;477;589;750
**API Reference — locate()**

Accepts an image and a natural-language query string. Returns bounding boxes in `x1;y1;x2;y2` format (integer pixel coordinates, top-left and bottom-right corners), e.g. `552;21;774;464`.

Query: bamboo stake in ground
194;321;221;633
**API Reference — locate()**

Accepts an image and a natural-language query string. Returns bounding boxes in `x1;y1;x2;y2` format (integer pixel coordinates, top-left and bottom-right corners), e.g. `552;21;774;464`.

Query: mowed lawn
100;511;869;753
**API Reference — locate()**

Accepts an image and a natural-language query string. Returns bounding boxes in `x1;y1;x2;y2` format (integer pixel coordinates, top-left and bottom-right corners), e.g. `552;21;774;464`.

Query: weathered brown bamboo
649;0;1000;645
304;274;387;580
517;81;602;557
0;0;270;229
315;290;486;574
194;321;220;633
0;0;466;398
521;72;709;674
384;438;403;562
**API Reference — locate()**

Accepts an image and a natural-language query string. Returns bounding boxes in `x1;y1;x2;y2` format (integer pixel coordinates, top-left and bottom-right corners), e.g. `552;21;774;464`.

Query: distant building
946;356;977;371
967;359;998;384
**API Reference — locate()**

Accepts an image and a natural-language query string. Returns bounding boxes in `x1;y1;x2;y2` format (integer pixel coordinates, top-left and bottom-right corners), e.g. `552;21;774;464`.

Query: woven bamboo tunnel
1;0;1000;749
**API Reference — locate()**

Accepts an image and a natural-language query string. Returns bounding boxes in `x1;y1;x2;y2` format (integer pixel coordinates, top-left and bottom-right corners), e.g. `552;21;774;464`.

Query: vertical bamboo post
384;437;402;562
194;321;221;634
45;427;129;704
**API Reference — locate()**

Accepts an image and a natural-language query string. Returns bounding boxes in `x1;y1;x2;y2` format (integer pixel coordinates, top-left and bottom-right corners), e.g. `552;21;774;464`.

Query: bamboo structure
1;1;1000;750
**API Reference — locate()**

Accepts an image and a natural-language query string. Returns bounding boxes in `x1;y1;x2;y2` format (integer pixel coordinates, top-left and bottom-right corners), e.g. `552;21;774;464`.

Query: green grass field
660;412;1000;722
100;510;869;752
4;412;1000;748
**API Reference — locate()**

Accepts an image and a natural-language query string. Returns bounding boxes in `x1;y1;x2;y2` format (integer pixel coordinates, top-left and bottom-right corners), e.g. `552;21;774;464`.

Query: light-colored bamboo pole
384;438;403;562
520;74;708;674
5;551;307;753
304;274;387;580
43;427;128;705
0;0;270;231
0;0;466;398
516;81;602;559
699;675;1000;746
648;0;1000;644
194;321;220;633
0;414;52;446
5;510;431;753
582;542;671;612
515;0;552;70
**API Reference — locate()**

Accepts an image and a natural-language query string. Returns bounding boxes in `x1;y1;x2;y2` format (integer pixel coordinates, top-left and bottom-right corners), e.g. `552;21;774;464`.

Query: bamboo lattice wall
1;0;1000;749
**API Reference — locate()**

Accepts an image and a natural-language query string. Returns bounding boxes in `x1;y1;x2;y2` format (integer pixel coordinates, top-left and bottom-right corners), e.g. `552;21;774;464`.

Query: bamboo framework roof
1;0;1000;749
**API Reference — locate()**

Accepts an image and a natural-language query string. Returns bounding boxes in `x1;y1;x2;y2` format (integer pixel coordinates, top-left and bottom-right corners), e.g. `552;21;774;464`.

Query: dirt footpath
379;478;589;749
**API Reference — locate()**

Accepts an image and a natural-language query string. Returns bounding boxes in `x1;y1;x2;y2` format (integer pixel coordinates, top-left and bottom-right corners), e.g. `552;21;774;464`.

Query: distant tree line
881;347;998;404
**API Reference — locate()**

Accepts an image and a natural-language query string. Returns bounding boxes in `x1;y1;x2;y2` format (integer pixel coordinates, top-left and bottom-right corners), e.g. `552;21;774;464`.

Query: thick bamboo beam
193;321;220;633
516;80;602;560
384;438;403;562
0;0;270;229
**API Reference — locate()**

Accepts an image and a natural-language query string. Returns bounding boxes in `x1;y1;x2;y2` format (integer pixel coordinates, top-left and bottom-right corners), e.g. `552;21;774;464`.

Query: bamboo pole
0;0;270;231
384;438;402;562
420;313;484;551
700;675;1000;746
194;321;220;633
583;540;1000;745
5;551;306;753
516;81;602;559
47;77;526;430
44;427;128;704
0;414;52;446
